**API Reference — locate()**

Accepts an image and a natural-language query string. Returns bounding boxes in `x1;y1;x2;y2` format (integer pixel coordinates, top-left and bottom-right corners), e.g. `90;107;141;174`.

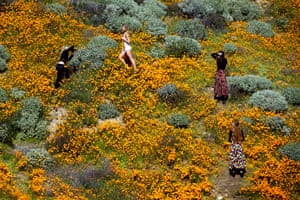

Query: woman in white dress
118;25;137;72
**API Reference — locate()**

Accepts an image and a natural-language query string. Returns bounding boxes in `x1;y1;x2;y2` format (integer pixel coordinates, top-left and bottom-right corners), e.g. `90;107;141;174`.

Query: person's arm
211;53;217;59
242;130;245;142
122;32;130;44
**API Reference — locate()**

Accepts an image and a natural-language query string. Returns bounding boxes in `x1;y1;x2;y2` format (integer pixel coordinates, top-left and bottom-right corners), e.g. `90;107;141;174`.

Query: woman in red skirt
211;51;229;104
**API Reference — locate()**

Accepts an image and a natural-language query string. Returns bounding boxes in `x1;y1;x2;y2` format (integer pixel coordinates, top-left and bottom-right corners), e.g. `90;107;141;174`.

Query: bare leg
119;51;132;69
126;50;137;71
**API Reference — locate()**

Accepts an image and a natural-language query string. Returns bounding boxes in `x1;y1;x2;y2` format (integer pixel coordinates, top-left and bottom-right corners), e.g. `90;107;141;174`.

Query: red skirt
214;70;228;101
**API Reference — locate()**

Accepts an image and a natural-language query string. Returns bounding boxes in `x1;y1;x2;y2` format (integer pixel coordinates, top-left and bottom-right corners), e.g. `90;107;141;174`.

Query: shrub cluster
165;35;201;57
44;3;66;15
227;75;272;98
248;90;288;113
25;148;55;170
10;87;26;100
171;19;207;40
246;20;275;37
0;87;9;103
145;17;168;36
157;83;183;104
178;0;261;21
167;113;190;128
203;13;227;30
148;43;166;58
15;97;48;140
0;44;10;73
69;36;117;69
98;103;120;120
223;42;237;55
267;116;291;135
278;142;300;162
282;87;300;105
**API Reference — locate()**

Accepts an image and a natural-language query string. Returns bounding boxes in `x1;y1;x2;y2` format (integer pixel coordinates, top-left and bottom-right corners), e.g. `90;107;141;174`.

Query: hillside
0;0;299;199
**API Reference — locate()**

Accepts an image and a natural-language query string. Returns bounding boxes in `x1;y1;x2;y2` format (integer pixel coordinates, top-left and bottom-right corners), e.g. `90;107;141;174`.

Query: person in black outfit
211;51;229;104
54;46;76;88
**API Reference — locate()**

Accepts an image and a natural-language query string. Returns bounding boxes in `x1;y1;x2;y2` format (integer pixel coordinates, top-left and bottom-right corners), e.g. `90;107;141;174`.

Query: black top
59;46;76;63
211;53;227;70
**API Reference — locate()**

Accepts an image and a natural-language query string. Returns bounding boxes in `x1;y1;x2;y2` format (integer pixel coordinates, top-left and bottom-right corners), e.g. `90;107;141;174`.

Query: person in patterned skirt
228;120;246;177
211;51;229;104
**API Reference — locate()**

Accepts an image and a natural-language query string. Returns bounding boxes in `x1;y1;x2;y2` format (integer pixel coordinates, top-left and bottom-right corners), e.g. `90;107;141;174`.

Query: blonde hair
231;120;243;143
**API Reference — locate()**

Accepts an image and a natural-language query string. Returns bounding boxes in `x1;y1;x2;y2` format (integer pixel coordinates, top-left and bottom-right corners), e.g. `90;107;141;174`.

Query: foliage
171;19;207;40
148;43;166;58
25;148;55;170
165;35;201;57
44;3;66;15
223;42;237;55
167;113;190;128
267;116;291;135
227;75;272;98
157;83;183;104
0;87;9;103
248;90;288;113
87;35;118;51
10;87;26;100
0;122;9;143
0;44;10;61
15;97;48;140
98;102;120;120
281;87;300;105
140;0;167;18
202;13;227;30
278;142;300;162
0;58;7;73
246;20;275;37
227;0;262;21
145;17;168;36
105;15;142;33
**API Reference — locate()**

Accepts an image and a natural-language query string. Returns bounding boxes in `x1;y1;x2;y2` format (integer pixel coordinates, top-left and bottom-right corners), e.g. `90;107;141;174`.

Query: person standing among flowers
228;120;246;177
118;24;137;72
211;51;228;104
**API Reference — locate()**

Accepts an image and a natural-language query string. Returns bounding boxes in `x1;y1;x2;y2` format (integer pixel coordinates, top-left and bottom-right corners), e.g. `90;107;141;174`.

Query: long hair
231;120;243;142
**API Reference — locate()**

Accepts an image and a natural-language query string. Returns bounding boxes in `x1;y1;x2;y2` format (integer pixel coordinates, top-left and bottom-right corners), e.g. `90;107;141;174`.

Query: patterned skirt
214;70;228;101
229;143;246;176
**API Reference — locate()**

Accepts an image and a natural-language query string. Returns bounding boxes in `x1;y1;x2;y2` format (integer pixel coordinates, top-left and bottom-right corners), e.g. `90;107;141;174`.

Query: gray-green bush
25;148;55;170
0;87;9;103
246;20;275;37
167;113;189;128
0;58;7;72
227;75;272;98
145;17;168;36
203;13;227;30
10;87;26;100
227;0;262;21
148;43;166;58
44;3;66;15
248;90;288;113
105;16;142;33
267;116;291;135
282;87;300;105
98;103;120;120
141;0;167;18
157;83;184;104
278;142;300;162
223;43;237;55
171;19;207;40
0;45;10;61
87;35;118;51
16;97;48;140
165;35;201;57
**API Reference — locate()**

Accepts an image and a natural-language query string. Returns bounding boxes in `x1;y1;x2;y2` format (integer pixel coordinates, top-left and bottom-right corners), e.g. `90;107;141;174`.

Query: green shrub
87;35;118;51
278;142;300;162
145;17;168;36
267;116;291;135
0;123;9;144
223;42;237;55
15;97;48;140
282;87;300;105
0;58;7;73
10;87;26;100
165;35;201;57
148;43;166;58
202;13;227;30
227;75;272;98
274;17;289;31
171;19;207;40
0;45;10;61
246;20;275;37
167;113;190;128
44;3;66;15
98;103;120;120
25;148;55;170
105;16;142;33
157;83;184;104
248;90;288;113
0;87;9;103
140;0;167;18
227;0;262;21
